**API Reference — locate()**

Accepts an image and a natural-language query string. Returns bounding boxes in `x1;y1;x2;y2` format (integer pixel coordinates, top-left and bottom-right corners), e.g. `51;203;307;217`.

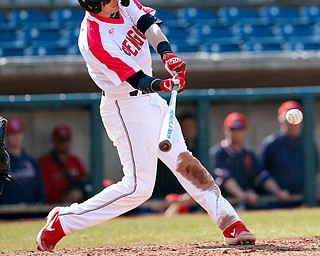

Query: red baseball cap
278;100;302;121
6;118;24;134
52;125;72;141
224;112;247;129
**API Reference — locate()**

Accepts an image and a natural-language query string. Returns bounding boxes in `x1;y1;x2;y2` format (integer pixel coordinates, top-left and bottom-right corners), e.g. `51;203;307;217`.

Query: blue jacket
0;149;45;205
258;132;319;194
209;141;264;196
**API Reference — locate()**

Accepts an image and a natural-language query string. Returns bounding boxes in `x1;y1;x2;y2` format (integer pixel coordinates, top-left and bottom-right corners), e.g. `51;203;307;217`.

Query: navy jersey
258;132;319;194
0;149;45;205
209;140;263;196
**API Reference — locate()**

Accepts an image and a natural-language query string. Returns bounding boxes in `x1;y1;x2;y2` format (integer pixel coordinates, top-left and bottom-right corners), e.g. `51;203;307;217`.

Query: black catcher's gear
0;117;10;180
0;117;11;195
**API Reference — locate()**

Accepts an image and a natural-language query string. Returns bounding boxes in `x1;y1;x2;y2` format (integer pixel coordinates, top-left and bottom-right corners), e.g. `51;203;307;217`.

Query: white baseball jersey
78;0;154;96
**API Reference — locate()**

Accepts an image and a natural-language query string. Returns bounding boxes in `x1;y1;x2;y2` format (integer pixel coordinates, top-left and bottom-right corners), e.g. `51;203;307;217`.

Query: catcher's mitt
0;117;11;181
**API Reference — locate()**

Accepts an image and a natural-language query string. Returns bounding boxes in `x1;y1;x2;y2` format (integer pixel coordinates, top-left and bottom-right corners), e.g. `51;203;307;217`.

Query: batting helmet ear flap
78;0;103;14
121;0;129;7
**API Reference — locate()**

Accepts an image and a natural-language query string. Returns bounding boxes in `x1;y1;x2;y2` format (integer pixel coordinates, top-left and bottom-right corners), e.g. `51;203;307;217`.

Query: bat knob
159;141;171;152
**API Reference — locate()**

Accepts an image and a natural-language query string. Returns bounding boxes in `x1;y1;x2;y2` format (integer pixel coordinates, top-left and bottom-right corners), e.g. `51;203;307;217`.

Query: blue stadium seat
299;5;320;23
155;9;179;27
0;13;9;29
61;27;80;43
160;25;190;41
242;42;282;52
170;43;199;53
190;25;237;44
232;24;278;43
259;5;303;24
283;42;320;51
0;45;25;57
8;10;52;28
67;44;81;55
18;27;68;47
0;29;18;43
218;6;261;25
175;7;218;26
25;45;69;56
199;42;241;53
273;24;315;42
51;8;84;28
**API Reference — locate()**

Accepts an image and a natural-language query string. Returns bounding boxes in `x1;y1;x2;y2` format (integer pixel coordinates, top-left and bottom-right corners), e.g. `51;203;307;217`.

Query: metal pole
301;96;317;206
89;102;104;194
196;99;211;169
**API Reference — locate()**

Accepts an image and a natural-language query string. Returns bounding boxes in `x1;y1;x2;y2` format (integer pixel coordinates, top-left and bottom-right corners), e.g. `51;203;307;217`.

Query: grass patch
0;207;319;252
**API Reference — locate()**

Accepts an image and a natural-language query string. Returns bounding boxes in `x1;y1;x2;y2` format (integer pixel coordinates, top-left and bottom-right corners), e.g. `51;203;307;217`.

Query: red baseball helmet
278;100;301;117
6;118;24;134
223;112;247;129
52;125;72;142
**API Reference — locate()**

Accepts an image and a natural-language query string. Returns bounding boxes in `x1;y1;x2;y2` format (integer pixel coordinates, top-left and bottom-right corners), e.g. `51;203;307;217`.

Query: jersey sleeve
123;0;156;25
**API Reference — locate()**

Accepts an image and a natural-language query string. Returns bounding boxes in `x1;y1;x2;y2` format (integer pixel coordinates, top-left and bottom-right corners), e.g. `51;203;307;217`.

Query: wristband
157;41;172;58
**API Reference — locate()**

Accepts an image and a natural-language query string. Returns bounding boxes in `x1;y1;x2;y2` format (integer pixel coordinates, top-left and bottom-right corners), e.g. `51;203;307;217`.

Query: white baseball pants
59;93;240;234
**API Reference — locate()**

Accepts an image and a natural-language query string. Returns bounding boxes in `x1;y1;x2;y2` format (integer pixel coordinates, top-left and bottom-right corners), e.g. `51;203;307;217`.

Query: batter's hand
162;52;186;78
159;75;185;93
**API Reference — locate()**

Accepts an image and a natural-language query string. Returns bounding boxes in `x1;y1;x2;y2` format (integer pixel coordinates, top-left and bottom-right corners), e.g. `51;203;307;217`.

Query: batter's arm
144;23;169;53
126;70;184;93
145;24;186;78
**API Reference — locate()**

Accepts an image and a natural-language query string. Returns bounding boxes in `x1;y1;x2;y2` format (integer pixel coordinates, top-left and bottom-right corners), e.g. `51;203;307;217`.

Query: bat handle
172;84;179;92
172;71;179;92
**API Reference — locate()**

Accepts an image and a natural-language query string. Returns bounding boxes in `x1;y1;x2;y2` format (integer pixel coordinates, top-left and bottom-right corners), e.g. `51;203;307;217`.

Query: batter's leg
37;95;164;250
158;117;255;245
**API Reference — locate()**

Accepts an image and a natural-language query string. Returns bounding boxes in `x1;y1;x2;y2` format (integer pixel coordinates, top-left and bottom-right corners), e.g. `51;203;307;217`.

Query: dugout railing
0;86;318;213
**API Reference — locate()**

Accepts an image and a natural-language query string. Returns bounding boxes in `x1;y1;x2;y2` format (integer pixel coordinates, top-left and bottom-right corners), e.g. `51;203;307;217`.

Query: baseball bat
158;84;179;152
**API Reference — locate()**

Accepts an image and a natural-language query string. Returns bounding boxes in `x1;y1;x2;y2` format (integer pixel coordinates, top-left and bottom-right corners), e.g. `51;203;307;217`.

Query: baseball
286;109;303;125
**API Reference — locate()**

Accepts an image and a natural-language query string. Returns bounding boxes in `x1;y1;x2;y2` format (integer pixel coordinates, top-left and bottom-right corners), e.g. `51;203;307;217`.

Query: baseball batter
37;0;255;251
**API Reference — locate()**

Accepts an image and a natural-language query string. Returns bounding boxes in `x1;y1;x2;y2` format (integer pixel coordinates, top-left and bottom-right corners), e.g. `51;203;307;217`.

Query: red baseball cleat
37;207;66;251
223;221;255;245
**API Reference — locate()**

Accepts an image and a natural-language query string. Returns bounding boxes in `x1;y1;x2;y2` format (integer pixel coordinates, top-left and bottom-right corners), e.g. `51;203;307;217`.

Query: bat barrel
159;140;172;152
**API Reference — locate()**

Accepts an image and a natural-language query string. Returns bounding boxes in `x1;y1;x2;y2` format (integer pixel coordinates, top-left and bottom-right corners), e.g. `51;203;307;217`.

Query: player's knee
131;183;154;202
176;151;215;191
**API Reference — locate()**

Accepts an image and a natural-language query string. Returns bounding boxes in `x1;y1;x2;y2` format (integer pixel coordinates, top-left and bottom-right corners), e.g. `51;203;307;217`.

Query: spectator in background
0;118;44;206
39;125;91;204
209;112;260;208
257;100;319;207
178;112;198;156
209;112;288;210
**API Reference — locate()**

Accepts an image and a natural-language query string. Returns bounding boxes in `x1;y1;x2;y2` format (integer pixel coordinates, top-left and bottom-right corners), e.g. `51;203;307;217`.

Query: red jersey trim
90;12;124;24
133;0;154;14
87;19;136;82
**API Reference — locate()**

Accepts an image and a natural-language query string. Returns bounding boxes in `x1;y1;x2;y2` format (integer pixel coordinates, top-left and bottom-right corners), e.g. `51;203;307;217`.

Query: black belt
102;90;146;97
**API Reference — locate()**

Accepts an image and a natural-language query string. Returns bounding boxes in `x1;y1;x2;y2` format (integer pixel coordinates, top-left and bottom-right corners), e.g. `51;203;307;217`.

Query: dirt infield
4;236;319;256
